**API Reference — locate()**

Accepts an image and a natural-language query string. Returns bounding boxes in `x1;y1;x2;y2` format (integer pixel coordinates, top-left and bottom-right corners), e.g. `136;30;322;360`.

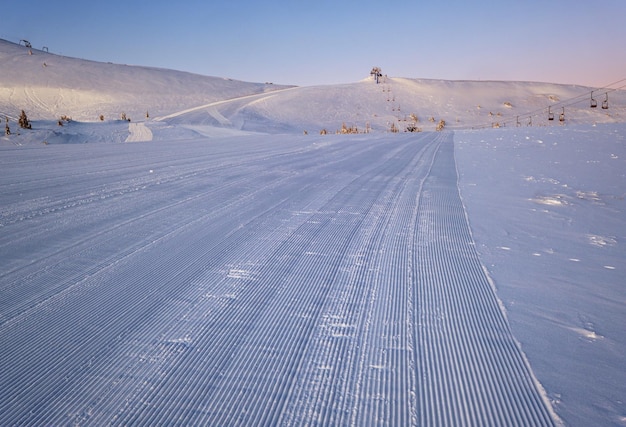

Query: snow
126;122;153;142
455;124;626;426
1;38;625;426
0;38;292;122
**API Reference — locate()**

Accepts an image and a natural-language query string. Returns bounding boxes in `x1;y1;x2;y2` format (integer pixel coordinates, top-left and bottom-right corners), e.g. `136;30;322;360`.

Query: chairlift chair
559;107;565;122
548;106;554;121
602;93;609;109
591;91;598;108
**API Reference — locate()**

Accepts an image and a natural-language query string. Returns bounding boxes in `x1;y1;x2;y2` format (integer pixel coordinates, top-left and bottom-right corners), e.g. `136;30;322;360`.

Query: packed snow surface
1;133;557;426
1;38;625;426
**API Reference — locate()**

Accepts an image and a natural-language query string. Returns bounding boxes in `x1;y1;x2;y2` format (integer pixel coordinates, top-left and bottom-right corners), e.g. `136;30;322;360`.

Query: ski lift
590;91;598;108
559;107;565;122
19;39;32;48
370;67;382;84
602;93;609;110
516;116;521;127
548;106;554;121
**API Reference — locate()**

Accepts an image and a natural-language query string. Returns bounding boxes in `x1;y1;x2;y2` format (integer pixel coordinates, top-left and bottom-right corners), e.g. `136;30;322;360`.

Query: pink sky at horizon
1;0;624;88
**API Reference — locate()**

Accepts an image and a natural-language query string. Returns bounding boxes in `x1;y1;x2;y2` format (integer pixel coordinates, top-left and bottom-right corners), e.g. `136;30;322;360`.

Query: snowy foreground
456;124;626;426
2;125;624;426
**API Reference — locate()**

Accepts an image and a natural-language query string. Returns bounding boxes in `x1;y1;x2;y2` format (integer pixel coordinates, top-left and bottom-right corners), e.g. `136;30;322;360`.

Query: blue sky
2;0;624;87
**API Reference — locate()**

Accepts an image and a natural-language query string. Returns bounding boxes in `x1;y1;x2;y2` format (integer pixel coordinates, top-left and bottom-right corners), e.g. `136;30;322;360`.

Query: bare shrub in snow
406;124;422;132
18;110;32;129
57;115;72;126
340;122;359;134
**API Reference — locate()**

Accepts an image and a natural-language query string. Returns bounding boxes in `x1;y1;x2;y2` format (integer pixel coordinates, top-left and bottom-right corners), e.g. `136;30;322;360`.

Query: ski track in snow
152;87;298;122
125;122;153;142
0;133;556;426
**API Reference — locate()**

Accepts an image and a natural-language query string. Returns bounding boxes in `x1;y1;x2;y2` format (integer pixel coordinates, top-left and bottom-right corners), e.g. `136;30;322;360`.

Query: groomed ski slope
1;133;556;426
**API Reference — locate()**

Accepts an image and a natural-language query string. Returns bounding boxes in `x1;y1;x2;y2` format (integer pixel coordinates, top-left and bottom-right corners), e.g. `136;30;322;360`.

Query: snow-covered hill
175;77;626;134
0;38;292;123
1;37;624;142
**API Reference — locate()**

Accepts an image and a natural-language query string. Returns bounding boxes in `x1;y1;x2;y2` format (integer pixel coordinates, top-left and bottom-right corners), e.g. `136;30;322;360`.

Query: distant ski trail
125;122;153;142
0;133;557;426
152;87;298;122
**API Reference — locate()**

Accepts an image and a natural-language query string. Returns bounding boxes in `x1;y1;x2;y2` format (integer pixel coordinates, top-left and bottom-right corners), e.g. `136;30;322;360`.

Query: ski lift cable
549;82;626;111
472;78;626;129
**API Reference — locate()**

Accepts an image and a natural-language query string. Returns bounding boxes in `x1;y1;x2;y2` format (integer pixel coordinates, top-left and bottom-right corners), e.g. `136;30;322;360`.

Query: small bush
18;110;32;129
340;122;359;134
405;124;421;132
58;115;71;126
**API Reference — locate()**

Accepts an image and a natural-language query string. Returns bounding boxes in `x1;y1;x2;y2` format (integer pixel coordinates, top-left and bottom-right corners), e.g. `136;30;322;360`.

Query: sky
2;0;625;87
